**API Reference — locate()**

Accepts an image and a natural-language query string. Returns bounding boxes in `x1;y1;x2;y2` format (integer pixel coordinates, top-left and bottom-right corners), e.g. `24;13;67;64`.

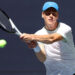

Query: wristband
33;45;41;53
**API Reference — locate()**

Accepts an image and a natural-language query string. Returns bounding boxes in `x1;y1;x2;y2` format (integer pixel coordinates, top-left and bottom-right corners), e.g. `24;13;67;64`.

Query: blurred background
0;0;75;75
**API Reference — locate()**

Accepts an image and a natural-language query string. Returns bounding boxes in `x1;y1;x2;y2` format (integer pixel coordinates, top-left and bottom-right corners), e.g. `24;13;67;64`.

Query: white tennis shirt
35;22;75;75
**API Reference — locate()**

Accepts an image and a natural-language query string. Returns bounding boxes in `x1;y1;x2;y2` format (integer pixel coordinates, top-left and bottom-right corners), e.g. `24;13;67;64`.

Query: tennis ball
0;39;7;48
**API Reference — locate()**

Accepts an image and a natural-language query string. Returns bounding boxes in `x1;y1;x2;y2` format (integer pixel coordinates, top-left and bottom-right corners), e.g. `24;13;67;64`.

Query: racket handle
15;31;22;36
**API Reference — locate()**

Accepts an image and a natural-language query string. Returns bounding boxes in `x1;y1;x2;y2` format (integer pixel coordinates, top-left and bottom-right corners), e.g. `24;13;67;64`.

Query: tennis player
20;1;75;75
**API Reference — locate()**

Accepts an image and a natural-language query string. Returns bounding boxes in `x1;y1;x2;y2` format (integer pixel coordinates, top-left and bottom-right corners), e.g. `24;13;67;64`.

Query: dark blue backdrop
0;0;75;75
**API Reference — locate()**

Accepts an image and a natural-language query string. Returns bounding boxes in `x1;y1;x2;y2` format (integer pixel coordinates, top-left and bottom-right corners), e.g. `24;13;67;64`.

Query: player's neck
45;22;58;31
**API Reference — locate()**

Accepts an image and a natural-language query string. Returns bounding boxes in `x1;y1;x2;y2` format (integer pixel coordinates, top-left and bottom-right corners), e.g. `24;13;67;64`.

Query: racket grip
15;32;22;36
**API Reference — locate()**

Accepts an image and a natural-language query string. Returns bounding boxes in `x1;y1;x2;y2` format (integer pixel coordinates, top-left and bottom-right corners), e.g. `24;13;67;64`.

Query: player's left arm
20;33;63;44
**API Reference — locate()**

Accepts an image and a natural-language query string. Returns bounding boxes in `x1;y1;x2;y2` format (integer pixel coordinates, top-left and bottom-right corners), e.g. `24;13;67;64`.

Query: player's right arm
35;43;46;62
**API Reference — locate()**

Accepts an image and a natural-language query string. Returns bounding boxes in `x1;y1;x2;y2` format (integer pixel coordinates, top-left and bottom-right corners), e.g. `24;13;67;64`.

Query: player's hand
26;41;37;48
20;33;34;41
20;33;37;48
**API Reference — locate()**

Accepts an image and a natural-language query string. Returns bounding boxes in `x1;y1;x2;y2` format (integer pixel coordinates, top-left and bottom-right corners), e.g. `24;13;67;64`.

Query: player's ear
42;12;44;18
56;12;59;20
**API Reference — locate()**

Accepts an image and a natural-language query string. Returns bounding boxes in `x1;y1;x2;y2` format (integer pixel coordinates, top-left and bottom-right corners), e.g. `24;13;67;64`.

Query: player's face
42;7;59;30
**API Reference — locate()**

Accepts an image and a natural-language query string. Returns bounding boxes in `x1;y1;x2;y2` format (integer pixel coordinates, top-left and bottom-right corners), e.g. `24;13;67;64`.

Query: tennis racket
0;9;22;36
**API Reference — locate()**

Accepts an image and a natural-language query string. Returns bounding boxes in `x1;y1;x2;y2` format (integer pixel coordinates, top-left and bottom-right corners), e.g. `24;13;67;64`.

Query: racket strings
0;11;15;32
0;9;22;36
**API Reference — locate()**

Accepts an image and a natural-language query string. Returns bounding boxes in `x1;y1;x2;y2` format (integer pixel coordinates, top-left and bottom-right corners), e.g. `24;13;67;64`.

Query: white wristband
33;45;41;53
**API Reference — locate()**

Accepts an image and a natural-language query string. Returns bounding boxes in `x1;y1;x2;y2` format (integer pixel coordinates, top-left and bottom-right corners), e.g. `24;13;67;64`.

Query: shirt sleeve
56;23;72;42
